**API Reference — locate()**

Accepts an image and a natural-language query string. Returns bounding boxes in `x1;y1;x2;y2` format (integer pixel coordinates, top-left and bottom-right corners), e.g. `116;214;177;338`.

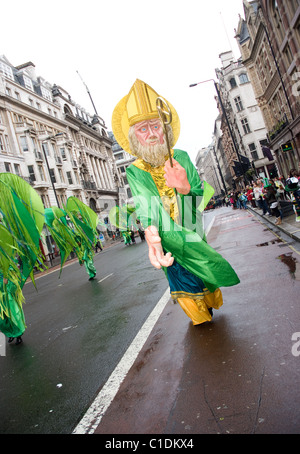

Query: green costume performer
0;173;45;342
109;204;137;246
45;197;99;281
112;79;239;325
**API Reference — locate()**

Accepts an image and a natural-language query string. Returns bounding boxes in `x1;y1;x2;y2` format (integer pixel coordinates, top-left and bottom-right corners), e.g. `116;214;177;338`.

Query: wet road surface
89;209;300;435
0;238;167;434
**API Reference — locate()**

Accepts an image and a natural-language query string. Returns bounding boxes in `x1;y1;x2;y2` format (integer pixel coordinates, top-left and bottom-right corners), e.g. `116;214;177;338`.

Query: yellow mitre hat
111;79;180;154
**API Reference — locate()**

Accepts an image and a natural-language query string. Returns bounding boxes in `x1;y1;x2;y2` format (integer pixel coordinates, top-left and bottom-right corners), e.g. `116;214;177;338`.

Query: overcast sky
2;0;246;163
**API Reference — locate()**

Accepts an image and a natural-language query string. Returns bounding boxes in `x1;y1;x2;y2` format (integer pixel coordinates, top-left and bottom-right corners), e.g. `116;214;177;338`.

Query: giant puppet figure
112;79;239;325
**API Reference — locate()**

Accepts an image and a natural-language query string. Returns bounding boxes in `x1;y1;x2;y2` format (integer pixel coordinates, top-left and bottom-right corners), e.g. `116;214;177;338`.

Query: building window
19;136;29;152
0;135;6;152
239;73;249;84
28;165;36;182
14;163;21;176
38;165;45;181
15;91;21;100
0;61;13;79
283;43;293;68
241;118;251;134
58;168;65;183
23;75;33;91
41;194;50;208
41;86;52;101
4;162;11;172
234;96;244;112
249;143;259;160
229;77;237;89
49;168;56;183
66;171;73;184
5;87;11;96
60;147;67;160
42;143;50;157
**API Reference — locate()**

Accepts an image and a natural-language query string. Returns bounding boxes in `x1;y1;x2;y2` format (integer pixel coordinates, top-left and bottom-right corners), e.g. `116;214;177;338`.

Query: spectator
265;181;282;225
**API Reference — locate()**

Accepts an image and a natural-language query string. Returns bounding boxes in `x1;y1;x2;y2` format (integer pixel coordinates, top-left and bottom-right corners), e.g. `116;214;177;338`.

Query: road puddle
277;253;300;280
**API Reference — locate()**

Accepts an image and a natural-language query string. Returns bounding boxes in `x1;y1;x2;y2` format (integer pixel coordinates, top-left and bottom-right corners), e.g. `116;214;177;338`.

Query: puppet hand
145;226;174;269
164;159;191;195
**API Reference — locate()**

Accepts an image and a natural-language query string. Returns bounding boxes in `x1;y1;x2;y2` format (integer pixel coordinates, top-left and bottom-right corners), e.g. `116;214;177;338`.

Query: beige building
0;55;121;252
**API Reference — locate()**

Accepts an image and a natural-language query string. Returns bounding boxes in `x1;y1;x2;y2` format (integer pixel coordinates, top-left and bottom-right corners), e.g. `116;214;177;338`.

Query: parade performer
0;173;45;343
45;197;99;280
112;79;239;325
44;206;80;275
65;197;99;280
109;204;137;246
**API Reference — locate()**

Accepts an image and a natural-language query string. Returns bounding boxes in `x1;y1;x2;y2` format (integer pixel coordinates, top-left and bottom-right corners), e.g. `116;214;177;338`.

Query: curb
247;206;300;243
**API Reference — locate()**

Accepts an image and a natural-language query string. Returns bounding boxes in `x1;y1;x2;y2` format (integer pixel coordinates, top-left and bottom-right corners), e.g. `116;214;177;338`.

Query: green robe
126;149;239;293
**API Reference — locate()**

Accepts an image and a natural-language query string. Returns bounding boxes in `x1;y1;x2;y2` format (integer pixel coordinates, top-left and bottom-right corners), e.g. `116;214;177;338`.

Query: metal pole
77;71;98;116
41;133;63;208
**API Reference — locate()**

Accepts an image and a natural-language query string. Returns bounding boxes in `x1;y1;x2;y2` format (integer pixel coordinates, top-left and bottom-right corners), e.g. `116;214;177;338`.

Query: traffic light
282;141;293;152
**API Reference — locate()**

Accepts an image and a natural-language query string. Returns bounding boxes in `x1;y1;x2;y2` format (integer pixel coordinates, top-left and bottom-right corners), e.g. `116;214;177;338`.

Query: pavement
246;203;300;242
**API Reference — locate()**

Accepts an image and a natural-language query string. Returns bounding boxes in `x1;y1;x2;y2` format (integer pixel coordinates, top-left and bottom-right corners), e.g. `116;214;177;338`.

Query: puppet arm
145;225;174;269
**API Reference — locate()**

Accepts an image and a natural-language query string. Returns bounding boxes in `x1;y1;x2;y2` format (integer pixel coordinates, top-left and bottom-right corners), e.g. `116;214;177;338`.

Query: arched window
89;198;97;212
239;73;249;84
64;104;72;115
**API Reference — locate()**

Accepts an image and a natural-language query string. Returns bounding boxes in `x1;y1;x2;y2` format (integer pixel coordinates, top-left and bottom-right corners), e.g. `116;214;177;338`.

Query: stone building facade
236;0;300;178
0;55;121;248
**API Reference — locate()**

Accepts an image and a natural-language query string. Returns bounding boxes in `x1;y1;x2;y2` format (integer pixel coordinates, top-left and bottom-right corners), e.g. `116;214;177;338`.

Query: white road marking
72;287;171;434
98;273;113;283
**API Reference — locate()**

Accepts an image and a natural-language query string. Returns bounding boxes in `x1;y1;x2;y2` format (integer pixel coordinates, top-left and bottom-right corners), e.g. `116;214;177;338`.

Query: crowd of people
227;168;300;224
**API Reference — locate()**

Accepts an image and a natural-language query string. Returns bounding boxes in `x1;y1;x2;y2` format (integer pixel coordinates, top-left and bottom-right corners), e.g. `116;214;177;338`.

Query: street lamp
41;132;64;208
189;78;246;186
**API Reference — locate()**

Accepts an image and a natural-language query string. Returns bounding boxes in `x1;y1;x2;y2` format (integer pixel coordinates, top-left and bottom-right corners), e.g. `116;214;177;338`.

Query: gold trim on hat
111;79;180;155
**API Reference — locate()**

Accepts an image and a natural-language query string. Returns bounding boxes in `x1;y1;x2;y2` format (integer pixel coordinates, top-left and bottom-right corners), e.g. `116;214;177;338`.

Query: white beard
128;125;174;167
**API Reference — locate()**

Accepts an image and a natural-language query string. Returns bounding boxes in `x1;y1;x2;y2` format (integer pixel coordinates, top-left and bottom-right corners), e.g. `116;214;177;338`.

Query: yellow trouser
177;288;223;325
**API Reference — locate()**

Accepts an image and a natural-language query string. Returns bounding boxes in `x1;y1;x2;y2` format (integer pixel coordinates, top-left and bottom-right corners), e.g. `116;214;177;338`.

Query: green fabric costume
0;173;45;338
126;149;240;293
45;197;99;280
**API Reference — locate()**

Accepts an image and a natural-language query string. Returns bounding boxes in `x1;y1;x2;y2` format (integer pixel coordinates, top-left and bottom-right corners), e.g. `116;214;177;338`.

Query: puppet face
128;120;174;167
134;119;165;147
